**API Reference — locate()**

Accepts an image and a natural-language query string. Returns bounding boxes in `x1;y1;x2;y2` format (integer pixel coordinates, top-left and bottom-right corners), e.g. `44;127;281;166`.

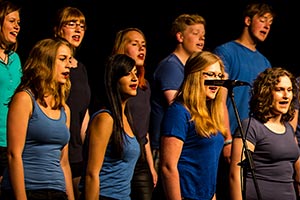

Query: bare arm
61;144;74;200
212;194;217;200
229;138;254;200
85;112;113;200
294;157;300;198
80;109;90;143
7;91;31;199
294;134;300;197
61;105;74;200
161;136;183;200
290;109;299;132
221;85;233;163
164;90;178;105
145;133;158;187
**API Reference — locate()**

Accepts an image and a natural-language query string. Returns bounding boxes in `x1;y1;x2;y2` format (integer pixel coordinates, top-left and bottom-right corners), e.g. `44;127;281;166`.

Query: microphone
204;79;251;88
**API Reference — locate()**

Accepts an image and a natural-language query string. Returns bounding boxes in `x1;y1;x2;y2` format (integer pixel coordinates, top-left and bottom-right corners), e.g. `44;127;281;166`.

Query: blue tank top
80;109;140;200
2;90;70;191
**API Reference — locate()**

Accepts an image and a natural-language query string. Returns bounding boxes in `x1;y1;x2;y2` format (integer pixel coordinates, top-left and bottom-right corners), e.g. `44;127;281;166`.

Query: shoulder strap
23;88;35;111
90;109;111;121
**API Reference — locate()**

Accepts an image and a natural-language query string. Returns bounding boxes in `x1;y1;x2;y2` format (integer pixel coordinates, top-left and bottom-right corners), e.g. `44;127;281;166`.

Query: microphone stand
227;86;262;200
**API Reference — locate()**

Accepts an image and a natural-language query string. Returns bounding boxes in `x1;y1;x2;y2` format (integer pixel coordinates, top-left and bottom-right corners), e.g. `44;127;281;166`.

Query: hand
151;167;158;188
70;57;78;68
152;149;160;173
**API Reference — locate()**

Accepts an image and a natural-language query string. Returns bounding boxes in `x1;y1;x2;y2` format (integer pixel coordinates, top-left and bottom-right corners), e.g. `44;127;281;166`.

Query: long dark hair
104;54;137;157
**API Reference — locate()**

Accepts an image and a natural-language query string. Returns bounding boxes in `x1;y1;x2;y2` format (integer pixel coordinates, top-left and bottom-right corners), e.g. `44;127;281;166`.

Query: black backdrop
10;0;300;100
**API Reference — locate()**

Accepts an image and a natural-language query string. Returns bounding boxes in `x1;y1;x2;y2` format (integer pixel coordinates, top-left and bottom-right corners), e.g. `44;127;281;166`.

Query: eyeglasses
202;71;224;79
65;22;86;31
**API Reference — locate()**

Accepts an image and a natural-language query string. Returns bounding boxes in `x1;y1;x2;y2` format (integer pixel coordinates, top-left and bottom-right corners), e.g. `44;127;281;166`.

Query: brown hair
17;38;73;109
0;1;20;52
243;2;275;19
112;27;147;89
53;6;86;38
250;67;296;123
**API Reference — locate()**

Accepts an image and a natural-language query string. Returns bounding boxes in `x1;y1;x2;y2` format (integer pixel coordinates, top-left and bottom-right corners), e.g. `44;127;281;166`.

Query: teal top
0;52;22;147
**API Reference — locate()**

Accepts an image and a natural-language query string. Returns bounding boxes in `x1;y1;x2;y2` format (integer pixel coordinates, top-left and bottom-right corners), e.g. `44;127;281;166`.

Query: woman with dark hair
79;54;141;200
112;27;157;200
230;67;300;200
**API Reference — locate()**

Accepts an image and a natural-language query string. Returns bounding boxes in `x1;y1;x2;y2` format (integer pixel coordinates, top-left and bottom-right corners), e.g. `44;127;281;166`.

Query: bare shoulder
11;90;32;106
91;111;113;125
9;90;33;115
88;111;114;139
63;104;71;115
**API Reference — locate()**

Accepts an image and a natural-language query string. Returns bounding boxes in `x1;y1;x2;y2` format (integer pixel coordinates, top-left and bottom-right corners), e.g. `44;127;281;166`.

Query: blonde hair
171;14;206;38
176;51;226;137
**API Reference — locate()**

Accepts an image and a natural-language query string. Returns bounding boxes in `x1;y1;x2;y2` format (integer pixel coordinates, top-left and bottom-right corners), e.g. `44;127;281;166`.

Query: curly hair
250;67;296;123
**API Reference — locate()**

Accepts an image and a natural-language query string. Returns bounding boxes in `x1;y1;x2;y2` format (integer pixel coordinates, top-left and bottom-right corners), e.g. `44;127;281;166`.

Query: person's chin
206;94;216;100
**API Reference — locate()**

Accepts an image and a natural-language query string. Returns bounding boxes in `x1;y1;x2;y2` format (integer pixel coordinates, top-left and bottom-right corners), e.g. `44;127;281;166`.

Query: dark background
10;0;300;99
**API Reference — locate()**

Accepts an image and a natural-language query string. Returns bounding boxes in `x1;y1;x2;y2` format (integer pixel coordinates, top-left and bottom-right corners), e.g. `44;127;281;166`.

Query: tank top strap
23;88;35;111
90;109;111;121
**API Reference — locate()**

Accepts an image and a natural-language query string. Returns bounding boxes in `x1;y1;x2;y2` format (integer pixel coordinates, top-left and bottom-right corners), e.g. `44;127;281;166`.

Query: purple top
234;117;300;200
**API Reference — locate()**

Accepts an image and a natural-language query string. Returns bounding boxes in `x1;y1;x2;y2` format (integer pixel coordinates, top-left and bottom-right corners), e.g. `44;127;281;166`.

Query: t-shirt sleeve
213;46;231;74
161;103;189;141
233;118;259;146
156;61;184;91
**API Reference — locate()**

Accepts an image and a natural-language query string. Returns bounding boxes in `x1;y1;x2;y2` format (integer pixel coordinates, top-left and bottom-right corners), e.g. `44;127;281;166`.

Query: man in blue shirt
213;3;276;200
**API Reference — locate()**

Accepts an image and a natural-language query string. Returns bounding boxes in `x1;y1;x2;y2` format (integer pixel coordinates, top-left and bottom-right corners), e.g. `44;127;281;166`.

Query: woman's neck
0;48;8;63
264;115;285;134
121;101;126;113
